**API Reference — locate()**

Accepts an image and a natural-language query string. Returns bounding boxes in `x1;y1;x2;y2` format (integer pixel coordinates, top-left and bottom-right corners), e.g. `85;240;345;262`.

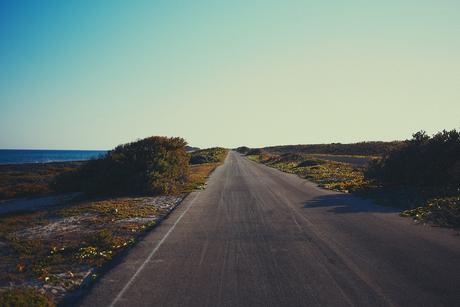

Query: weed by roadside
401;197;460;228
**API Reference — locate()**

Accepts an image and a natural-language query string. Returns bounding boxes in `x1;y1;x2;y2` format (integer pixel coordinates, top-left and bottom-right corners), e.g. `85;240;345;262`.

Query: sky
1;0;459;150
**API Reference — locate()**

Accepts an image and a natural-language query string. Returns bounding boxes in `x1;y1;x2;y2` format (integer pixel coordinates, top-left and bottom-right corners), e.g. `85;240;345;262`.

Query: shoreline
0;149;106;165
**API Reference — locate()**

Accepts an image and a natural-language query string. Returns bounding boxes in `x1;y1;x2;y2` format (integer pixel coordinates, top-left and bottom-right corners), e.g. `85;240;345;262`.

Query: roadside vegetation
245;129;460;228
186;147;228;191
263;141;404;156
189;147;227;165
53;136;190;196
235;146;250;154
0;162;82;200
367;130;460;227
0;137;228;305
366;130;460;187
247;153;371;193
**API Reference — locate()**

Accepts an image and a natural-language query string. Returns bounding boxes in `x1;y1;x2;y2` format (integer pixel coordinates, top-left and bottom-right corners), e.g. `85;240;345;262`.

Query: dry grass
183;164;218;192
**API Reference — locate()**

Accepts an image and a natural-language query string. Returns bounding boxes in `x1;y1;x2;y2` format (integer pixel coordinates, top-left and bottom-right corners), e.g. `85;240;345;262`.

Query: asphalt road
79;151;460;307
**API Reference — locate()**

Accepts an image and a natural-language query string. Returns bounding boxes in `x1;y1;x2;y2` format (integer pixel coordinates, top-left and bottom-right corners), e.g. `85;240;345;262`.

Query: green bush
366;130;460;187
235;146;250;154
189;148;227;165
54;136;190;195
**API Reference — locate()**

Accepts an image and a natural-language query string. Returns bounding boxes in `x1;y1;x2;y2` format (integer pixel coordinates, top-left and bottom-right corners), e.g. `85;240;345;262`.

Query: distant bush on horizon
54;136;190;195
235;146;250;154
189;147;228;165
366;130;460;187
263;141;404;156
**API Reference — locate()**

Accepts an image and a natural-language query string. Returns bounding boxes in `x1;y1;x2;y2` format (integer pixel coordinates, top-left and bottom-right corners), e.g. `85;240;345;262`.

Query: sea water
0;149;107;164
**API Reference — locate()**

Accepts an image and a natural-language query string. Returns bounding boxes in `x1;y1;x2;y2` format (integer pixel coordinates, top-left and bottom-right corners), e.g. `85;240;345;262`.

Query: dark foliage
189;147;227;165
235;146;250;154
54;136;190;195
366;130;460;187
263;141;404;156
246;148;263;156
276;153;305;162
297;159;324;167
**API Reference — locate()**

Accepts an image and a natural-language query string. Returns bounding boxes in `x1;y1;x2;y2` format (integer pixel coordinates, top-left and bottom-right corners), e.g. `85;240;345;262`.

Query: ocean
0;149;107;164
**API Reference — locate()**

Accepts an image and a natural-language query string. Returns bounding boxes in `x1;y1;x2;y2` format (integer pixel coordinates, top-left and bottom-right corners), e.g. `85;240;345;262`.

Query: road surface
79;151;460;307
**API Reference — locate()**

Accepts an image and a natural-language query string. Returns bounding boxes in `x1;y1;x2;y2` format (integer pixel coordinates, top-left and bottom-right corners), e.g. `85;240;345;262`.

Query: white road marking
109;193;199;307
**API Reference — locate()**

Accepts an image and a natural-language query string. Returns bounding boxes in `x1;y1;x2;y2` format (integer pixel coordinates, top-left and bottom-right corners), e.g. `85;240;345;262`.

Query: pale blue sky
1;1;459;149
